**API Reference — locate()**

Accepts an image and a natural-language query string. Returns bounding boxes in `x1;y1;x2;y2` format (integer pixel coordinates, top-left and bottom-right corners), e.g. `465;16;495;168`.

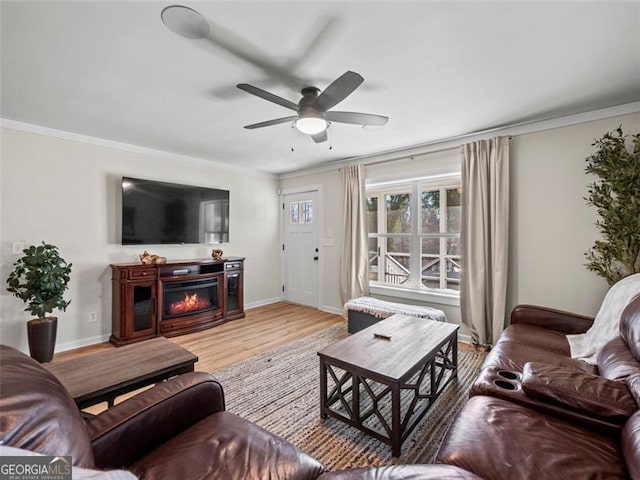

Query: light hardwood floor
53;302;345;373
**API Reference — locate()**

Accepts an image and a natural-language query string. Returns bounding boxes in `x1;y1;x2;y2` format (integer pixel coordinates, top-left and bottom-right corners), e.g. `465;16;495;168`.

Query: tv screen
121;177;229;245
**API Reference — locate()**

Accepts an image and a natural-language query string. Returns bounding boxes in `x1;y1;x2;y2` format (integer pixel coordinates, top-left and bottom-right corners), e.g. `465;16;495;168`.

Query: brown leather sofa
0;343;477;479
2;295;639;479
435;293;640;479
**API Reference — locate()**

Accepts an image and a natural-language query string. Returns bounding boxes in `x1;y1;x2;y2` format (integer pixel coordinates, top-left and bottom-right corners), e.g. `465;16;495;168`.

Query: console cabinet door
110;280;157;346
126;281;157;338
225;270;244;320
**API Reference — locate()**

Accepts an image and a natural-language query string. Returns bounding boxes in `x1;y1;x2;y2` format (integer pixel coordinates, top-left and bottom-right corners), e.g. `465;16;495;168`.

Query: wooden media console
110;257;244;346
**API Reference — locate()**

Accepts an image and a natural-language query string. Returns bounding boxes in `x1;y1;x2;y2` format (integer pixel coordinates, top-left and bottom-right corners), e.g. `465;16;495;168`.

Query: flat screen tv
121;177;229;245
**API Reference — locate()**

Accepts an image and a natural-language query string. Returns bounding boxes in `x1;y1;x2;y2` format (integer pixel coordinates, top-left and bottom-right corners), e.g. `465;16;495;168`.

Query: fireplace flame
168;292;212;315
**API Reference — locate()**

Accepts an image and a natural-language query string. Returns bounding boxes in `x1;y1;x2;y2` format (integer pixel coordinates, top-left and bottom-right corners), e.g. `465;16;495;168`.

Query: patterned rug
212;324;485;470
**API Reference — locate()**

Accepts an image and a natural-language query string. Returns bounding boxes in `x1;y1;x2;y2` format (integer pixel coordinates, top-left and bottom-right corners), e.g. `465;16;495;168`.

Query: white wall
0;127;281;353
508;112;640;316
280;112;640;332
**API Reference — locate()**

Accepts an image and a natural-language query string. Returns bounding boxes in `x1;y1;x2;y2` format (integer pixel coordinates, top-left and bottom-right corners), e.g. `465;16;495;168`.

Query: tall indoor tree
585;127;640;285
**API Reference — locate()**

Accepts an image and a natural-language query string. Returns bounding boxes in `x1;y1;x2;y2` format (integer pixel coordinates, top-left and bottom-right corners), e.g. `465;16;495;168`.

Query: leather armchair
0;344;326;480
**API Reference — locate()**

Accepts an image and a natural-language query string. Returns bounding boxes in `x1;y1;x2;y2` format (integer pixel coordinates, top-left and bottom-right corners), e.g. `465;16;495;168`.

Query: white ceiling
2;1;639;174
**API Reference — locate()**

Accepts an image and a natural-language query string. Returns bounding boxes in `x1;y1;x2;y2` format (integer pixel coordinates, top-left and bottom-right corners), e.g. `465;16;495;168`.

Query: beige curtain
340;164;370;304
460;136;510;346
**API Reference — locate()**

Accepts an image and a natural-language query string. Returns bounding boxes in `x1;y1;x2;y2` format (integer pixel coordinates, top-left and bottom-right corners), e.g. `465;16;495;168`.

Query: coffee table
318;314;459;456
45;337;198;409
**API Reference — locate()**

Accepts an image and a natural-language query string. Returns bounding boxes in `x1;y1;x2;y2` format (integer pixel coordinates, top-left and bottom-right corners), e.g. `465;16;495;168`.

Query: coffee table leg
452;333;458;378
320;357;327;419
391;383;402;457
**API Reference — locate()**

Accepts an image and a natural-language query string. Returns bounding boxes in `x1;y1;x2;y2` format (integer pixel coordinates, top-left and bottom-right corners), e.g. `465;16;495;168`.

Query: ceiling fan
237;72;389;143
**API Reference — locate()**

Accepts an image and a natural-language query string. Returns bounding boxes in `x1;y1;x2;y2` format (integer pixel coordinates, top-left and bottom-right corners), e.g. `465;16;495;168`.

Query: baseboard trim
320;305;343;316
245;297;281;310
55;334;111;353
458;333;471;345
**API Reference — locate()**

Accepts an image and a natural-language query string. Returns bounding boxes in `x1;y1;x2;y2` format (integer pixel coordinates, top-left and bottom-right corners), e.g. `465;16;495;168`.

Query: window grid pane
386;193;412;234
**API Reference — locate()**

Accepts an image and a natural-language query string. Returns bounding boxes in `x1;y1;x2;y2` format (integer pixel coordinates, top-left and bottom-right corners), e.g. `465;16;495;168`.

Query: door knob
313;256;319;261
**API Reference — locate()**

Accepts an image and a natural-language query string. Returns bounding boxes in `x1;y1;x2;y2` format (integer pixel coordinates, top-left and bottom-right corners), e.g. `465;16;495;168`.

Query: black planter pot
27;317;57;363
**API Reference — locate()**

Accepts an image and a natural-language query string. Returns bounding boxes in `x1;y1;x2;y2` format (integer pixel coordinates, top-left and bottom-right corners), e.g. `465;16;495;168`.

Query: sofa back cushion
623;410;640;479
597;337;640;381
0;345;95;467
621;294;640;361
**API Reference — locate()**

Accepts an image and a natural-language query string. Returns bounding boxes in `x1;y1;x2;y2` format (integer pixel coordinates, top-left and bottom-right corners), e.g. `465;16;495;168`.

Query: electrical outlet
12;242;25;254
88;312;98;323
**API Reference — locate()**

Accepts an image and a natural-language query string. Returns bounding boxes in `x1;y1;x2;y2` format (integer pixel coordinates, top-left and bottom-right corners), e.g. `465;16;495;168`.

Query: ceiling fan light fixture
295;116;327;135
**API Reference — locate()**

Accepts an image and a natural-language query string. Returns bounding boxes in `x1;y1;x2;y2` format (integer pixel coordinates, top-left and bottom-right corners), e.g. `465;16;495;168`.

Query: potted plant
6;242;72;363
585;126;640;285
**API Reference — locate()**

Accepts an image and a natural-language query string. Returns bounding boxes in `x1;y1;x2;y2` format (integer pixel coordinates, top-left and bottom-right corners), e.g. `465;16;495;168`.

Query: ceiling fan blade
237;84;299;111
292;16;341;69
311;130;328;143
244;116;297;129
314;71;364;112
162;6;305;90
161;5;210;39
326;111;389;126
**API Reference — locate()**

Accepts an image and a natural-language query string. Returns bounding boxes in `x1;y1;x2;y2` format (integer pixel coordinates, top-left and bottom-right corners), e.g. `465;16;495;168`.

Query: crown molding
278;101;640;180
3;100;638;181
0;118;276;178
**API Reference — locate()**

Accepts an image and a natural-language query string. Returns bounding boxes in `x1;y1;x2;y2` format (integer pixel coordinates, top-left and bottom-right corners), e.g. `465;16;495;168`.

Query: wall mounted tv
121;177;229;245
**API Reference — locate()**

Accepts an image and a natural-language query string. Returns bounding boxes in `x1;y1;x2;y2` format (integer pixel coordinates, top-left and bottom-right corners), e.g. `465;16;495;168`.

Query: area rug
212;324;485;470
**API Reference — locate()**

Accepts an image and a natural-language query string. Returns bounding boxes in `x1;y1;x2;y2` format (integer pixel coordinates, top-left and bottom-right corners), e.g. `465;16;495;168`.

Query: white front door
282;190;320;307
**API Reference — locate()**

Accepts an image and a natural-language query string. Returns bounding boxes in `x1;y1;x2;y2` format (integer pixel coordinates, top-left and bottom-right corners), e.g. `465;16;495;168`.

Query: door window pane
290;200;313;224
290;202;299;224
301;200;313;223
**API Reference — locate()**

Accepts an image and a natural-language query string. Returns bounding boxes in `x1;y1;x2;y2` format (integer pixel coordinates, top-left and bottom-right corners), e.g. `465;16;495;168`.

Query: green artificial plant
584;126;640;285
6;242;72;318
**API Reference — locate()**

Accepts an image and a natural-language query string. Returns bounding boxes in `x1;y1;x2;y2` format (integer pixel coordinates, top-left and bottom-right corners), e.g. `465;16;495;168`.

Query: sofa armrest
510;305;594;334
88;372;225;469
521;362;637;424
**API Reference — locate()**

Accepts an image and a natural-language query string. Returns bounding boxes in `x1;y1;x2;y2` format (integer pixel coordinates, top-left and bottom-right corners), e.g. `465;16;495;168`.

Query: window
367;179;461;296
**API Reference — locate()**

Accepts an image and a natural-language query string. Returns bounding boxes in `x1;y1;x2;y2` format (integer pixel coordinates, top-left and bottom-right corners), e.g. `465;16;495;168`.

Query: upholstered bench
344;296;446;333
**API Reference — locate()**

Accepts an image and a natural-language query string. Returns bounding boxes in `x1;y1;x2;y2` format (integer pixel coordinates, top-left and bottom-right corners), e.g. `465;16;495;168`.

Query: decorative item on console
139;251;167;264
212;249;224;261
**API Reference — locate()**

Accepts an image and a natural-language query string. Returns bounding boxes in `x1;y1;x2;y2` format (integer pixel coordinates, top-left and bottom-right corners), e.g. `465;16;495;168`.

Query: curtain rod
359;136;513;169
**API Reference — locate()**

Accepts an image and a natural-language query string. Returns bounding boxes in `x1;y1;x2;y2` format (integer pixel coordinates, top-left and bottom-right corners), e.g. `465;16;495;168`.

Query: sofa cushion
130;411;325;480
317;465;482;479
627;373;640;407
521;361;638;424
0;345;95;468
498;324;570;355
620;294;640;360
480;340;596;375
597;337;640;381
436;396;627;480
622;410;640;480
